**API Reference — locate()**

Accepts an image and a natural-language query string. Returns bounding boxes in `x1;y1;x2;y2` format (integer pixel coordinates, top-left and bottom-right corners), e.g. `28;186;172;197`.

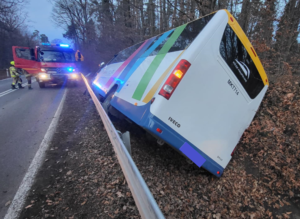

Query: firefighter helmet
10;61;15;66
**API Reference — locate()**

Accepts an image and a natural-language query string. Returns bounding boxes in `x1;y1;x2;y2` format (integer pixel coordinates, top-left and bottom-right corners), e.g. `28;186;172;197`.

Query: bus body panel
93;62;124;92
92;9;268;176
117;52;185;105
116;55;155;103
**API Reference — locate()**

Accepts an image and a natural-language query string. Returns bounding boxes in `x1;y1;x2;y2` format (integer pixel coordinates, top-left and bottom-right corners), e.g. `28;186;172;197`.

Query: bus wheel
98;95;105;103
39;82;45;88
102;89;115;113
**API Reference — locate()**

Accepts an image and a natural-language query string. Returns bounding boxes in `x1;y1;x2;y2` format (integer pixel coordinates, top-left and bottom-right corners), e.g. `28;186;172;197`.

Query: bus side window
169;13;216;53
110;42;144;64
219;24;264;99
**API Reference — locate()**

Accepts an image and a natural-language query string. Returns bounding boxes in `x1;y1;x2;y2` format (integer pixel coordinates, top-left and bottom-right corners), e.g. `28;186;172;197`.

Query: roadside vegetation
49;0;300;76
1;0;299;77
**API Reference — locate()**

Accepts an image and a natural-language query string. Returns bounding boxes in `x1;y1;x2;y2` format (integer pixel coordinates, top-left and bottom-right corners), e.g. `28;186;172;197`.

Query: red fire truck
12;43;81;88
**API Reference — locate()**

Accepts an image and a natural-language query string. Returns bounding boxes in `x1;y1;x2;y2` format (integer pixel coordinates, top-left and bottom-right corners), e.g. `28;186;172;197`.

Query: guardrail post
117;131;131;155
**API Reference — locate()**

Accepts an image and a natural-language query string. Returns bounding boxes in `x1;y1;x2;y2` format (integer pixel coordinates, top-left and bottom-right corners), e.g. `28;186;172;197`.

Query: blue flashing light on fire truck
12;43;80;88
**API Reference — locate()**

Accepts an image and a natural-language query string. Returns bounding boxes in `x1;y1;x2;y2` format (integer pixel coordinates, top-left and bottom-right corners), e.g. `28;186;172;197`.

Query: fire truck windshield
40;50;75;63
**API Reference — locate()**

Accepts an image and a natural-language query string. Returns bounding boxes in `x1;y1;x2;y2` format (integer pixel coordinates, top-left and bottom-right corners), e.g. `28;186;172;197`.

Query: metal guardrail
81;74;165;219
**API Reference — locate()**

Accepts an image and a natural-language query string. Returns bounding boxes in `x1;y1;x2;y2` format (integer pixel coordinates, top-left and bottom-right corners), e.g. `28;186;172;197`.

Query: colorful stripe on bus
116;30;174;92
132;24;187;101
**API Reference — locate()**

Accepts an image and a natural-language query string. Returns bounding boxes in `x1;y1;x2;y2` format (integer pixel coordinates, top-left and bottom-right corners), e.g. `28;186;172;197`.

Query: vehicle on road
12;44;80;88
92;9;269;177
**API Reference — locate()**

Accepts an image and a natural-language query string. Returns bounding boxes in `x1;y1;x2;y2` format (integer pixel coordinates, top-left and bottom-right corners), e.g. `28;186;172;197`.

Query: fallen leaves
25;204;33;209
116;192;124;197
81;199;87;205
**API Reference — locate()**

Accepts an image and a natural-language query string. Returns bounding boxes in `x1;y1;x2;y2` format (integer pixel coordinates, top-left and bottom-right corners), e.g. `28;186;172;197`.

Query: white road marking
0;90;16;97
4;89;67;219
0;89;14;95
0;79;36;98
0;78;12;81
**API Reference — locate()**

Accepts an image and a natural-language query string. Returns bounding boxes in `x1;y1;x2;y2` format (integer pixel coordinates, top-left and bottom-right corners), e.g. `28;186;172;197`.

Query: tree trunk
172;0;177;27
275;0;300;63
140;0;145;36
238;0;251;33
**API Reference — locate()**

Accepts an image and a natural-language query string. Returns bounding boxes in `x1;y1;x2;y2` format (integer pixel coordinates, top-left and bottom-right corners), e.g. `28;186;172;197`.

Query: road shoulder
18;83;139;218
4;89;67;219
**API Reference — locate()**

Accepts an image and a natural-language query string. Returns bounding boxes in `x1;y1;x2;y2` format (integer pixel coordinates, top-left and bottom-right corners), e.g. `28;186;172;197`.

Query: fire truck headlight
71;74;78;79
40;73;47;79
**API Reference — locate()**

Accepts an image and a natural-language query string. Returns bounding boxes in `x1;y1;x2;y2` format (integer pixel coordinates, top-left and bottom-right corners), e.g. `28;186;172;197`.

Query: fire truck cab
12;43;80;88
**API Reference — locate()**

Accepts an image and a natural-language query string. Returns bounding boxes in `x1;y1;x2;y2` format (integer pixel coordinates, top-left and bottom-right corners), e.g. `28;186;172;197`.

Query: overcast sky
26;0;71;44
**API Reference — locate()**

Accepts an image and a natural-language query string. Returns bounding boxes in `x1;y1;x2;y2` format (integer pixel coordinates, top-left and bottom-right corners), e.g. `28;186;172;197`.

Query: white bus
92;9;269;177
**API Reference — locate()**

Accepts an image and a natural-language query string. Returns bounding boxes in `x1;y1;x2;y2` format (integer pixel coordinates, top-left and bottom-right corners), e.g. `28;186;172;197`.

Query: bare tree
45;0;300;76
0;0;37;69
50;0;95;47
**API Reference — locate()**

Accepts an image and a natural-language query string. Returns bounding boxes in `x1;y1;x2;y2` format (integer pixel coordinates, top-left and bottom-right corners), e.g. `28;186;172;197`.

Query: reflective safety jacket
9;66;19;78
75;50;84;61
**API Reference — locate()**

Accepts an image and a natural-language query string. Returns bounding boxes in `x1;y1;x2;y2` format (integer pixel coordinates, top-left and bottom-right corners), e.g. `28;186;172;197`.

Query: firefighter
75;50;84;62
9;61;24;89
75;50;84;72
22;69;33;90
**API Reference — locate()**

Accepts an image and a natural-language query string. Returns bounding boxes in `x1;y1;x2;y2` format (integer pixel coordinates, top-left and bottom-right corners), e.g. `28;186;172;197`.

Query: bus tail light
159;59;191;100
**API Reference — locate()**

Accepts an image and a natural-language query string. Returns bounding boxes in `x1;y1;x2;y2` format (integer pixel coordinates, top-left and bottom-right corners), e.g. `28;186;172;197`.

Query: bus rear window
219;24;264;99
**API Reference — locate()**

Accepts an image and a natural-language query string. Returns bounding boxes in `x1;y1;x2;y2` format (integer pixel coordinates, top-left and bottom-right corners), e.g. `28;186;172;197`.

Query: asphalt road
0;77;66;218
